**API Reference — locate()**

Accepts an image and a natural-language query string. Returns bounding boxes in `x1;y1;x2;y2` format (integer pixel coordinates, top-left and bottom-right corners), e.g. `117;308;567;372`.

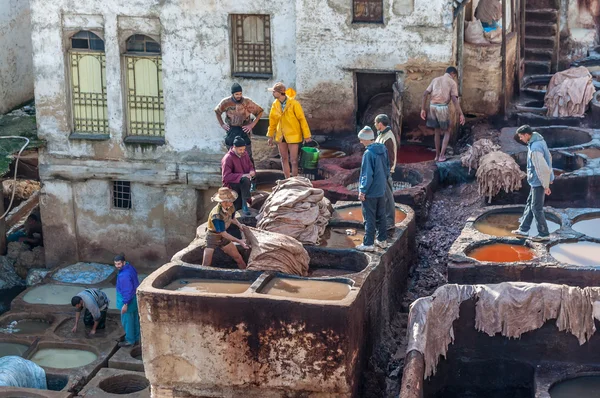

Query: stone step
525;48;553;62
526;9;558;22
525;22;557;36
525;0;559;10
525;35;555;48
524;60;551;75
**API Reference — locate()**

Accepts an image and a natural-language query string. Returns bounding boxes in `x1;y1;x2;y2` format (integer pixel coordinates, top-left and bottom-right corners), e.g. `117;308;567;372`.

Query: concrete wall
0;0;34;114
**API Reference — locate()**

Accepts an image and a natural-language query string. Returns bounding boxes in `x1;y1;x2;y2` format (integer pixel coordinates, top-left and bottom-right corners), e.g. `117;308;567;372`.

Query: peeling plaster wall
295;0;456;134
0;0;34;114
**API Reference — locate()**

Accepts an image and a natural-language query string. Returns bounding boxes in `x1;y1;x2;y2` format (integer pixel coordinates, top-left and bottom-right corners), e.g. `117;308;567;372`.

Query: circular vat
99;374;150;394
516;150;586;177
521;74;552;99
333;205;407;224
397;145;436;164
319;227;364;249
474;210;561;237
259;277;352;301
549;241;600;267
254;170;285;192
30;347;98;369
572;213;600;239
319;148;348;159
534;127;592;149
549;375;600;397
346;167;422;192
0;342;29;357
22;284;85;305
466;242;536;262
306;246;369;277
0;318;51;335
130;346;143;361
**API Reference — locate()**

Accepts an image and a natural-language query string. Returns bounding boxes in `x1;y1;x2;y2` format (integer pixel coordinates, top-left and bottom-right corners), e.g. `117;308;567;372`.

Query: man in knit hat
215;82;264;166
356;126;390;252
374;114;398;230
222;136;256;215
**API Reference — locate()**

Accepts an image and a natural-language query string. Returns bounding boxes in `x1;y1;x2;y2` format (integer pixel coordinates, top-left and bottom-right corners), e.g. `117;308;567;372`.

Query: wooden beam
501;0;508;117
457;6;466;97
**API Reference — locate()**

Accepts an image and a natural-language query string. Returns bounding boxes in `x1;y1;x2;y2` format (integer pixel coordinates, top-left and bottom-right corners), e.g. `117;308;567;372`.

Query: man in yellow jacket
266;82;312;178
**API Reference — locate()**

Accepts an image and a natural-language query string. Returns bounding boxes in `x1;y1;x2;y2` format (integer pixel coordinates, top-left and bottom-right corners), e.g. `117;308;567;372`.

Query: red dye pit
467;243;535;262
334;206;407;224
397;145;436;164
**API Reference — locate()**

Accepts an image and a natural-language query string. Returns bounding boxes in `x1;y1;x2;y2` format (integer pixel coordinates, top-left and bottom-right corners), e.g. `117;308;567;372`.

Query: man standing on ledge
374;114;398;230
114;254;140;347
215;82;264;167
420;66;466;162
356;126;390;252
511;125;554;241
266;83;312;178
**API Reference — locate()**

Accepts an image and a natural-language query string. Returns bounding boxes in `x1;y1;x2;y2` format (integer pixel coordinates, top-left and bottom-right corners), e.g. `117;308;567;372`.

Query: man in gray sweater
71;288;110;335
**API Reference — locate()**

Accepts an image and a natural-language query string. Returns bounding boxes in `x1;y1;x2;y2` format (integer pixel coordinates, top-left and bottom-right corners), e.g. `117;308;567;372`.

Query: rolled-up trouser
519;185;549;236
117;292;140;345
83;308;107;330
361;196;387;246
230;177;251;211
384;175;395;229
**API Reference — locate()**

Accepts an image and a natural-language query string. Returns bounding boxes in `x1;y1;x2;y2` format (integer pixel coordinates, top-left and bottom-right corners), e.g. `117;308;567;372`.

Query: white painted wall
0;0;34;114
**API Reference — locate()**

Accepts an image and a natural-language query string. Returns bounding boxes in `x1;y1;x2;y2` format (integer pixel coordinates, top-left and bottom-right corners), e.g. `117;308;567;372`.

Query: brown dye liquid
163;278;252;294
319;228;365;249
467;243;535;262
308;268;355;277
550;376;600;397
474;213;560;237
319;149;347;158
333;206;407;224
575;148;600;159
553;168;565;177
550;241;600;266
0;319;49;335
260;277;350;300
572;217;600;239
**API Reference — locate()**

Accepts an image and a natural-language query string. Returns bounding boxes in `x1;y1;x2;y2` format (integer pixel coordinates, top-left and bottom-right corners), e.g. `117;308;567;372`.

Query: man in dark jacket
221;136;256;215
356;126;390;252
374;114;398;230
114;254;140;347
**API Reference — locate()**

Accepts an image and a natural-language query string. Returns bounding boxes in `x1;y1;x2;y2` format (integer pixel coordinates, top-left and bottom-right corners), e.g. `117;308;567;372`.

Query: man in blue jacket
356;126;391;252
511;125;554;241
114;254;140;347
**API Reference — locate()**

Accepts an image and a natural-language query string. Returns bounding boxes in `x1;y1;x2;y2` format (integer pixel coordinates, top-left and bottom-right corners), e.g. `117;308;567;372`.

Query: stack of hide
257;176;331;245
461;139;500;173
545;66;595;117
476;151;525;203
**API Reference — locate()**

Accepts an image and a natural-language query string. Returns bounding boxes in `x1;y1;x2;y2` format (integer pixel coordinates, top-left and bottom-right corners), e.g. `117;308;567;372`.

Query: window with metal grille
231;14;273;78
353;0;384;23
124;35;165;137
69;31;108;134
113;181;132;209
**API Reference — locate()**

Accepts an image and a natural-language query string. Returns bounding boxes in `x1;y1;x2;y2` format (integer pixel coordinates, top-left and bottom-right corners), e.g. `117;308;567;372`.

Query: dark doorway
356;72;397;127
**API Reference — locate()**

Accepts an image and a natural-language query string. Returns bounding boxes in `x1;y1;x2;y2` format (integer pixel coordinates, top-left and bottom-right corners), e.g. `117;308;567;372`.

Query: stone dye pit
139;203;416;397
163;278;253;294
549;376;600;397
13;284;119;312
0;342;29;357
333;204;407;224
448;205;600;286
318;227;365;249
80;368;150;397
473;210;560;237
31;348;98;369
466;243;536;262
572;213;600;239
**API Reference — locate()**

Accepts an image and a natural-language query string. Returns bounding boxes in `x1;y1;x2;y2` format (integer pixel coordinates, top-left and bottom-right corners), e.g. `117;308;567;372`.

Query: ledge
124;136;165;145
69;132;110;141
232;72;273;80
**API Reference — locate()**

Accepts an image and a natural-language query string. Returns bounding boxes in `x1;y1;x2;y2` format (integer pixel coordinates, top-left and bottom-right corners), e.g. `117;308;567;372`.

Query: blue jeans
117;292;140;345
519;186;549;236
361;196;387;246
384;175;395;229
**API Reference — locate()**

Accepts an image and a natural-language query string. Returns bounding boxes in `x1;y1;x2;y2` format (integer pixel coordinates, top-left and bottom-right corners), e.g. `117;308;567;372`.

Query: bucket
300;142;320;170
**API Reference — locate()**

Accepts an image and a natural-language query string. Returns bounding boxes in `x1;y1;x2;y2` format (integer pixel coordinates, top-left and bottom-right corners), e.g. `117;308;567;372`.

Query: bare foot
434;156;439;162
438;156;447;162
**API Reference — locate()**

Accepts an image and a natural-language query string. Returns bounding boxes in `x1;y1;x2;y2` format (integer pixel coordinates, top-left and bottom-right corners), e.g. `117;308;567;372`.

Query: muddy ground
362;121;503;397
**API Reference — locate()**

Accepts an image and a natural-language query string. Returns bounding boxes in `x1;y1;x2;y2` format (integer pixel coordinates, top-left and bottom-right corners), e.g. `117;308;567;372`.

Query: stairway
524;0;559;76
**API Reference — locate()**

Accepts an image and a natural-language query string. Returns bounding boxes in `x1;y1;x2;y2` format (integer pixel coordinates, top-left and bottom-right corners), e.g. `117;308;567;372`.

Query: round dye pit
256;182;277;192
575;148;600;159
550;241;600;267
31;348;97;369
572;215;600;239
0;342;28;357
99;374;150;394
397;145;436;164
467;243;535;262
550;376;600;397
474;212;560;237
333;206;407;224
319;227;365;249
23;285;86;305
0;319;50;335
101;287;118;310
260;277;351;301
534;127;592;149
163;278;252;294
319;149;347;159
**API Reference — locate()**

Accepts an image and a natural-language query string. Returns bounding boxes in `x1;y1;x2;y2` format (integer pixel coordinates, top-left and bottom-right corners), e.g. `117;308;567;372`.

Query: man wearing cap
114;254;140;347
215;82;264;165
71;288;110;335
356;126;390;252
222;136;256;215
203;187;249;269
266;82;312;178
374;114;398;230
511;125;554;241
420;66;466;162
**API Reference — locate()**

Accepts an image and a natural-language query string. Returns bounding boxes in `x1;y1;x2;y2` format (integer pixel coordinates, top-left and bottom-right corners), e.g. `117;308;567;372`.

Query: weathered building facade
1;0;34;114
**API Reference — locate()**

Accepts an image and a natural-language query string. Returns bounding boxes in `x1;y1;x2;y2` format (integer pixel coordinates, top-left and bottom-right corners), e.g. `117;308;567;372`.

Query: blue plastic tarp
0;356;46;389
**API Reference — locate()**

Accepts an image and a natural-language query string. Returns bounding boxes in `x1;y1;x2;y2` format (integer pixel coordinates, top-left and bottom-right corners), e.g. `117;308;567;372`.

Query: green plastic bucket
300;146;320;170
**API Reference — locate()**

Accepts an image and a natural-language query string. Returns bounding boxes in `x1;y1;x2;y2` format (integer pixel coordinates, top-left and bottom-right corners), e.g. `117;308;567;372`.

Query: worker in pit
202;187;249;269
420;66;466;162
114;253;140;347
7;214;43;248
71;288;110;335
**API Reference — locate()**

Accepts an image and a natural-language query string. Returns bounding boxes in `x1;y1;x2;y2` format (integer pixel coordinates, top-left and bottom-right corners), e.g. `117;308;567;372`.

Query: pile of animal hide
2;179;40;200
242;226;309;276
256;177;331;245
545;66;595;117
461;139;500;173
476;151;525;203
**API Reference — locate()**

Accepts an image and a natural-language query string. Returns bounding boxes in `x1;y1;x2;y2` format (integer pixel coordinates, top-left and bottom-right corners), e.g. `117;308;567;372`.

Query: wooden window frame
112;181;132;209
230;14;273;79
353;0;384;23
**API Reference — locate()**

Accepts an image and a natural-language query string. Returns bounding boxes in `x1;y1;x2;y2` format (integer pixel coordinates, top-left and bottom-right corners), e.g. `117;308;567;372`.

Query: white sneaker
511;229;528;237
356;244;375;252
375;240;389;249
